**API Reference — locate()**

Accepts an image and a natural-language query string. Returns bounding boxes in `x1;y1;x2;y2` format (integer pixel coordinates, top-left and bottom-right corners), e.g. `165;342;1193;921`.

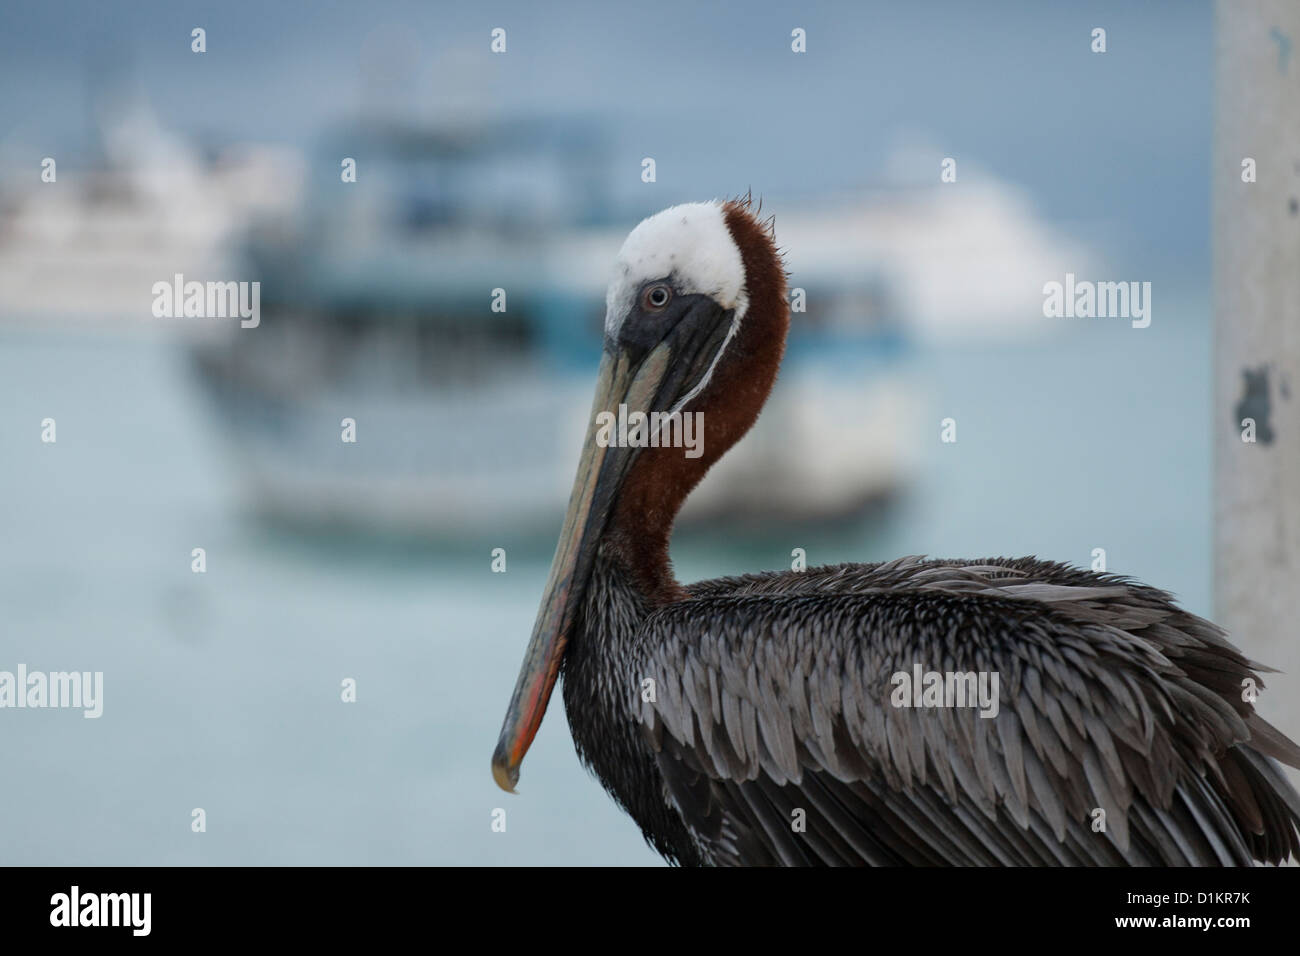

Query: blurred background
0;0;1231;864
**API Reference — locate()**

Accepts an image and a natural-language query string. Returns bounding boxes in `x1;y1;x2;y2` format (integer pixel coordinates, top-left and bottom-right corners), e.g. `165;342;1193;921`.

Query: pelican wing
634;558;1300;865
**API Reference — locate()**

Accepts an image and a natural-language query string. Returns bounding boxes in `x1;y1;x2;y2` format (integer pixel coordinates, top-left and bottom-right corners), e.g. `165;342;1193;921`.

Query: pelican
492;198;1300;865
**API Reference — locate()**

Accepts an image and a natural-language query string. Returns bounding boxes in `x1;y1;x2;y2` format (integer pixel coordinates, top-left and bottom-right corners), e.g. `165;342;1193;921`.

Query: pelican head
492;198;788;793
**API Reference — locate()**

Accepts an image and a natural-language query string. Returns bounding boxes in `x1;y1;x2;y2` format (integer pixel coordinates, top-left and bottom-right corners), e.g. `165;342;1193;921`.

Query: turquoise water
0;305;1211;865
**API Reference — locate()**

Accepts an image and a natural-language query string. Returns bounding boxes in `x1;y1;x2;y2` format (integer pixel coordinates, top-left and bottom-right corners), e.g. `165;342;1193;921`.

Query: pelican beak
491;348;664;792
491;297;731;793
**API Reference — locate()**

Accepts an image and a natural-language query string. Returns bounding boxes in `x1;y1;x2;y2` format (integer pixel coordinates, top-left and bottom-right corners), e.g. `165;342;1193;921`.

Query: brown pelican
492;198;1300;865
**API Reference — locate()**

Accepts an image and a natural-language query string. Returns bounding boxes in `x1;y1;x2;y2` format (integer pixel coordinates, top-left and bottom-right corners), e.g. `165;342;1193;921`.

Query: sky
1;0;1212;284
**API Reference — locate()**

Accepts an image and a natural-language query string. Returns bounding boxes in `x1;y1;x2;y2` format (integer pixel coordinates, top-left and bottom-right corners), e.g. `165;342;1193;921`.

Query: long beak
491;344;674;792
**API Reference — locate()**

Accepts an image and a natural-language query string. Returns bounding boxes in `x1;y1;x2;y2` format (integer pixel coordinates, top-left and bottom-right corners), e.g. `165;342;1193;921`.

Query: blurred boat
0;98;299;324
190;117;916;537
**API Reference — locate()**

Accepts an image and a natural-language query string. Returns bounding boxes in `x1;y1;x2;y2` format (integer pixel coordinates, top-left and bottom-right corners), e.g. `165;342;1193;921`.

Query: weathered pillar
1214;1;1300;734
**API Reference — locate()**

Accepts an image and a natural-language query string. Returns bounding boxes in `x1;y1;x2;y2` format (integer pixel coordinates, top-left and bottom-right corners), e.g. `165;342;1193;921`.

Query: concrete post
1214;0;1300;736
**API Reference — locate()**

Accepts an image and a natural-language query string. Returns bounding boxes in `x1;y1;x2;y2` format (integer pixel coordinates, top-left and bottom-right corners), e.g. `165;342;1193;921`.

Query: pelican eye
642;284;672;311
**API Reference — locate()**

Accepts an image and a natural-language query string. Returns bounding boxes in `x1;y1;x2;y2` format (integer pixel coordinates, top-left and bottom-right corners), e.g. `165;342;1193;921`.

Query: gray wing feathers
636;557;1300;865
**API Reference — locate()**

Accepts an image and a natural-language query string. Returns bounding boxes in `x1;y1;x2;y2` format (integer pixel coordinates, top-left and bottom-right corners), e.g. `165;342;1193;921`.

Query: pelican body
492;199;1300;866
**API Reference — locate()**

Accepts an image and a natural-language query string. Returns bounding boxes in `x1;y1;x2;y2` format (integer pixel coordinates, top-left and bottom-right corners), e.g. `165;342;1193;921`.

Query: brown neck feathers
606;199;789;603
